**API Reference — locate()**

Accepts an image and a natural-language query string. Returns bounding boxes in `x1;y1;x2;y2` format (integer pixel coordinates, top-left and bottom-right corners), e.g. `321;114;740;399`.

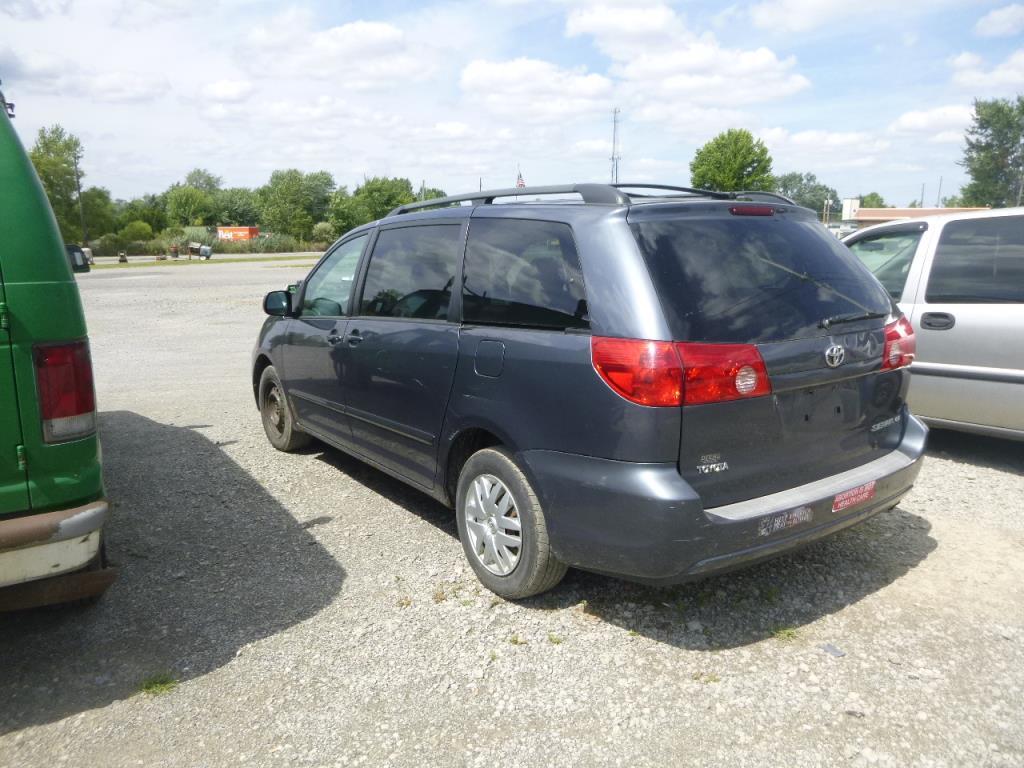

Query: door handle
920;312;955;331
326;334;343;345
346;329;363;346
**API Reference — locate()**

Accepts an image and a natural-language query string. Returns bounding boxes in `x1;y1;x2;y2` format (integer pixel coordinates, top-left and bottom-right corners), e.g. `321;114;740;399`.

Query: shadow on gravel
310;442;937;652
925;428;1024;474
521;506;937;650
0;411;344;735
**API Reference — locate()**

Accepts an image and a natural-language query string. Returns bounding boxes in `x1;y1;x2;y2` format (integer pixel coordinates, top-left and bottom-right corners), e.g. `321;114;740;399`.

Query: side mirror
263;290;291;317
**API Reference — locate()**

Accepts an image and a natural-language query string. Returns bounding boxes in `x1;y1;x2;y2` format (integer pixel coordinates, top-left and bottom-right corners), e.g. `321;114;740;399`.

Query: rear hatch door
630;203;908;508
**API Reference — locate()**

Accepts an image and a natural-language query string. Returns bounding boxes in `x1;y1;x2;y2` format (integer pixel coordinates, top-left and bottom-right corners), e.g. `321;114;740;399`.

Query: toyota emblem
825;344;846;368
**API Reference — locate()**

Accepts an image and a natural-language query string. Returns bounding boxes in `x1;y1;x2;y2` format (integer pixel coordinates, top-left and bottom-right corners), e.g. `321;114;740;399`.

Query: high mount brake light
34;341;97;443
729;205;775;216
591;338;772;407
881;316;916;370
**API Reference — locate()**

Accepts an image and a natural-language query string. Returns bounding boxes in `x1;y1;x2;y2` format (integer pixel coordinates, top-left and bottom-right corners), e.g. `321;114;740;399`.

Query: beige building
840;198;988;230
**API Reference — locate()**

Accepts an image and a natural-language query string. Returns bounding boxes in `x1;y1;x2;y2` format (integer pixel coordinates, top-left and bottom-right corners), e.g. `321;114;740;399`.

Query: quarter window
359;225;461;319
301;234;367;316
462;219;588;330
926;215;1024;303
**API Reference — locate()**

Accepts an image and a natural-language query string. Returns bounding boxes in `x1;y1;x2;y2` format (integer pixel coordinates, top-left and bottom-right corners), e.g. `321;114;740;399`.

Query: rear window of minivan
630;211;892;343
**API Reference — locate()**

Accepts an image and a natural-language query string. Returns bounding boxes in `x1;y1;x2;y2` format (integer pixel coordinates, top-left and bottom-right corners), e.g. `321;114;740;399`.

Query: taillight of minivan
881;316;916;371
591;337;771;407
33;340;97;443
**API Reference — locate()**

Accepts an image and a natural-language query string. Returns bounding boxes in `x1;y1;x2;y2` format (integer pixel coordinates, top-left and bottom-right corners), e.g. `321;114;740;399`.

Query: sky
1;0;1023;207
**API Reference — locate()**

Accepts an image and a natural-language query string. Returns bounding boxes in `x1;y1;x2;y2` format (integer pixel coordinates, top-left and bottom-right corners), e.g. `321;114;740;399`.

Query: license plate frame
832;480;877;513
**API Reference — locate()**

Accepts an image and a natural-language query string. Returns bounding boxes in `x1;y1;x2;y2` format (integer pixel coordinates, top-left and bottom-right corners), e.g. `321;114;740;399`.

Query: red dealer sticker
832;480;877;513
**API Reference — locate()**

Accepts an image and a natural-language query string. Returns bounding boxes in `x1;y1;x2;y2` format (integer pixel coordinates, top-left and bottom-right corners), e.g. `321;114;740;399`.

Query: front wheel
455;447;567;599
259;365;310;452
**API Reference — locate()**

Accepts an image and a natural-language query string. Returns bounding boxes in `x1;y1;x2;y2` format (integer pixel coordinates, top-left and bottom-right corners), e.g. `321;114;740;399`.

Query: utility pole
72;153;87;243
610;108;621;184
936;176;943;207
920;182;926;209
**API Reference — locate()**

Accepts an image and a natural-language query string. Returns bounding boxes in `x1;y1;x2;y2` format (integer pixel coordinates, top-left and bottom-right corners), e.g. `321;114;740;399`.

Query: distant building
840;198;988;233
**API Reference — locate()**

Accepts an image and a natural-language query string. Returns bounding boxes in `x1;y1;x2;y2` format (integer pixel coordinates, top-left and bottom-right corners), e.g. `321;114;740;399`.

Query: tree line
28;94;1023;252
28;128;444;254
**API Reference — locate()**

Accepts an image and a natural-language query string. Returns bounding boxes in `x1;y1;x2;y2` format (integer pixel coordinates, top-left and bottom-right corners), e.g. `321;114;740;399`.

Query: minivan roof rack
385;183;797;217
387;184;629;216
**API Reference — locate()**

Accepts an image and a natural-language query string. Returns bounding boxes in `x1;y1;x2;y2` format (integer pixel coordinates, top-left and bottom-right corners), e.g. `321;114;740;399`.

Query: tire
259;365;310;452
455;447;567;599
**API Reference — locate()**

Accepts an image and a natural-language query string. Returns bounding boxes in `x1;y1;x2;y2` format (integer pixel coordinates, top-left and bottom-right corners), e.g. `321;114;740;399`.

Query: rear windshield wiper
818;311;888;329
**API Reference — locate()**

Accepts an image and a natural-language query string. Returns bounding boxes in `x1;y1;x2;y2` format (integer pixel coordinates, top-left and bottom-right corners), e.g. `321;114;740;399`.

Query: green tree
303;171;336;224
327;187;370;235
352;176;416;220
774;172;839;216
258;169;314;238
959;96;1024;208
117;194;167;233
119;220;153;241
859;192;887;208
689;129;773;191
215;187;261;226
184;168;223;194
941;193;965;208
79;186;117;238
312;221;336;242
29;124;85;241
166;185;214;226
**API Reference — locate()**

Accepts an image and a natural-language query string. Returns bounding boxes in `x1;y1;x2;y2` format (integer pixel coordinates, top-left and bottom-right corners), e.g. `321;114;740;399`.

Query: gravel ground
1;261;1022;768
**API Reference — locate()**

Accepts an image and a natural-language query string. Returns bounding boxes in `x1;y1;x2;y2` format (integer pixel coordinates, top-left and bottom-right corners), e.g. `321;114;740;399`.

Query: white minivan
844;208;1024;441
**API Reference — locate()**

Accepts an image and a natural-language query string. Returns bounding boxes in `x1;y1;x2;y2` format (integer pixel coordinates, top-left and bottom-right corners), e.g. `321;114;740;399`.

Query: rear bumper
520;415;928;584
0;500;109;590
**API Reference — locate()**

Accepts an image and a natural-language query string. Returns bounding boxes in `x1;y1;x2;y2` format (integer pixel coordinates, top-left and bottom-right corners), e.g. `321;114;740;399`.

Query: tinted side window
359;225;461;319
926;215;1024;303
463;219;588;330
847;230;923;300
301;234;367;316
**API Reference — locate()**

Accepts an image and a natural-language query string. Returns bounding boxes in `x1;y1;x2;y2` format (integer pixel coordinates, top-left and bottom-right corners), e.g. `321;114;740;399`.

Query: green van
0;89;113;609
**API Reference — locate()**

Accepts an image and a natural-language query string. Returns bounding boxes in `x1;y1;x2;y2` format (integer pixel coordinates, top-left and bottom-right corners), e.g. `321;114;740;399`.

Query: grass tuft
139;672;178;695
773;626;799;642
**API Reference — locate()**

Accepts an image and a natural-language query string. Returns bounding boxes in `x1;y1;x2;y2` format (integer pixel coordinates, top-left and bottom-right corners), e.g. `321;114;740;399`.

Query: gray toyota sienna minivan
253;184;927;598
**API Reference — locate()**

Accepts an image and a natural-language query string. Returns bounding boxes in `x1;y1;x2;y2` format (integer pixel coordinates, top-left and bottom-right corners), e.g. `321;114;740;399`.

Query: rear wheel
455;447;566;599
259;365;310;452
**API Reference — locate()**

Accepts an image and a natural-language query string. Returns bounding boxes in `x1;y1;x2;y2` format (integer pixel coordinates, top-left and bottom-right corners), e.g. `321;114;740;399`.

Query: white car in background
844;208;1024;441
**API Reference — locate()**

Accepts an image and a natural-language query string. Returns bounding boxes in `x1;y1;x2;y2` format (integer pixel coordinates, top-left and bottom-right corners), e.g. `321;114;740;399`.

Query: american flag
516;171;525;188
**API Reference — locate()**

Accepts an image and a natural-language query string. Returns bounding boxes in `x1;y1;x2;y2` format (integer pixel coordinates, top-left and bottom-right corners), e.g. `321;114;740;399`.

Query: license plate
832;480;877;512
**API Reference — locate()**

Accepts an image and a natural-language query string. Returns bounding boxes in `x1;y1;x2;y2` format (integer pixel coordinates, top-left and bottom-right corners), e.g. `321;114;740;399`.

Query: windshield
631;213;892;343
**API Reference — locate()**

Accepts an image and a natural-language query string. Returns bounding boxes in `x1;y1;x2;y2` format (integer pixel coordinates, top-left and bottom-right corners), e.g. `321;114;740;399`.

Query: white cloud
761;127;890;170
460;58;613;122
566;3;685;58
975;4;1024;37
238;11;435;88
749;0;939;33
0;46;166;102
202;80;253;103
0;0;69;19
888;105;972;143
951;49;1024;92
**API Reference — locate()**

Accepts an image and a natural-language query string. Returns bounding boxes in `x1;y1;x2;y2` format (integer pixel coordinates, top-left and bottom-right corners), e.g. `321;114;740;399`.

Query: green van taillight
33;341;97;443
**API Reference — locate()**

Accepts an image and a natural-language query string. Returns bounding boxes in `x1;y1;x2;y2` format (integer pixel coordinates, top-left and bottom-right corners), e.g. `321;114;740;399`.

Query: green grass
773;626;799;642
547;632;564;645
139;672;178;695
508;634;528;646
92;254;318;269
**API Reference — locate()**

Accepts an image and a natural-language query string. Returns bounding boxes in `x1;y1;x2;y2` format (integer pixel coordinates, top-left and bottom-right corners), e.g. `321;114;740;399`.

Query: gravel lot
1;260;1022;767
